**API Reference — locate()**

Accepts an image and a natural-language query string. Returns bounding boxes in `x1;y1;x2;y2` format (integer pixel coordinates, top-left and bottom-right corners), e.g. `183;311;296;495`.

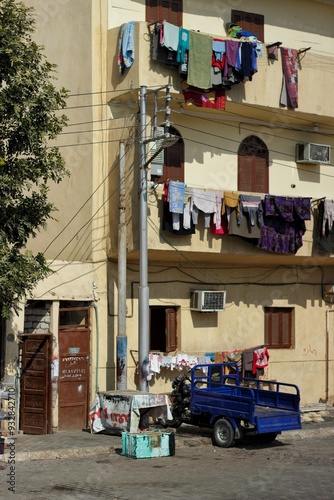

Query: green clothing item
187;31;213;90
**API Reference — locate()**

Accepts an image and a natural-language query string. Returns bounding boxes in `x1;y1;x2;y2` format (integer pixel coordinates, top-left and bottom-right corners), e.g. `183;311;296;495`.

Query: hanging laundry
211;39;226;86
117;21;135;75
177;28;190;74
183;86;226;110
161;21;180;52
280;47;299;109
187;31;213;89
238;194;262;226
122;21;135;69
191;189;216;228
322;199;334;236
267;44;279;60
211;214;229;235
117;24;126;75
223;40;239;78
168;181;185;214
258;195;311;254
253;347;270;373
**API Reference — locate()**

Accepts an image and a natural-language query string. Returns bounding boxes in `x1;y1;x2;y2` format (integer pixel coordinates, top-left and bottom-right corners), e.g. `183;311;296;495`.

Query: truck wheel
213;419;235;448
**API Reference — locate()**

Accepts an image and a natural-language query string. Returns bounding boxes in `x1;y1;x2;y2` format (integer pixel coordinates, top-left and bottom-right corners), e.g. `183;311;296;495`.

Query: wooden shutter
166;308;177;351
238;154;253;192
146;0;183;26
281;311;292;347
238;135;268;194
265;308;292;348
159;132;184;182
231;10;264;42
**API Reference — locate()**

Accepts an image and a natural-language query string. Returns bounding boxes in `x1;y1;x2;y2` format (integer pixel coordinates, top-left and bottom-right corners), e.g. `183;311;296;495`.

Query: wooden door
20;334;52;434
58;307;90;430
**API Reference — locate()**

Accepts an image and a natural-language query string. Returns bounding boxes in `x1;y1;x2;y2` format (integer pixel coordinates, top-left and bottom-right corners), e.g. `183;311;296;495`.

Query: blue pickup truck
167;362;302;447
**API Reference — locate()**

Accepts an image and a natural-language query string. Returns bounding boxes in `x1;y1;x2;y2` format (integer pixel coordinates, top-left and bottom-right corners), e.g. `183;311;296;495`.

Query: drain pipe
91;303;99;394
325;308;334;402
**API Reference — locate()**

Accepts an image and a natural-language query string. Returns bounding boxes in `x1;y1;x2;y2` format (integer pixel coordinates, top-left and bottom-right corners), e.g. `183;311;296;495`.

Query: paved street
1;433;334;499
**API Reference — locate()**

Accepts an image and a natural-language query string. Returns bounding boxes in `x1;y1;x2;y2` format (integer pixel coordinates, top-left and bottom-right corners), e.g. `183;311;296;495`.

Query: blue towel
169;181;185;214
122;21;135;68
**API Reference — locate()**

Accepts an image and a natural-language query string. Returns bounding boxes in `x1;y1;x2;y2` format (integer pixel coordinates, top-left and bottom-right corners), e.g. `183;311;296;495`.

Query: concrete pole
138;86;149;392
117;141;127;389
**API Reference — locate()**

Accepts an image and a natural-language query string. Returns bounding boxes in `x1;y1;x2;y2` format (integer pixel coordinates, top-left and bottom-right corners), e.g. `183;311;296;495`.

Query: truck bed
190;363;302;434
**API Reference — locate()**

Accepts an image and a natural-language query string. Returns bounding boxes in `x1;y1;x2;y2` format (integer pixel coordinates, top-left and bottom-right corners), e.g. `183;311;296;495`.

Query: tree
0;0;68;317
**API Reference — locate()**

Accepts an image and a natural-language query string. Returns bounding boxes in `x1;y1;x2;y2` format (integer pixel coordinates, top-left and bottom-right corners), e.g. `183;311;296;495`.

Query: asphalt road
1;433;334;500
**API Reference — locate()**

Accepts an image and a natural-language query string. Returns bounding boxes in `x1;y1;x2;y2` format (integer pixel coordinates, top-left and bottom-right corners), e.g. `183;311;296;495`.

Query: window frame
264;307;294;349
231;9;264;42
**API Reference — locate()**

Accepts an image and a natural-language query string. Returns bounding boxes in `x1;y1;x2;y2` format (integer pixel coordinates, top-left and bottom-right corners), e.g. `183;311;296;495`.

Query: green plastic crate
121;430;175;459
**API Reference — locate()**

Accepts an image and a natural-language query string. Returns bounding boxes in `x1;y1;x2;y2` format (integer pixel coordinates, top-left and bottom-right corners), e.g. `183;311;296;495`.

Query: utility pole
117;141;127;389
138;86;149;392
137;83;177;392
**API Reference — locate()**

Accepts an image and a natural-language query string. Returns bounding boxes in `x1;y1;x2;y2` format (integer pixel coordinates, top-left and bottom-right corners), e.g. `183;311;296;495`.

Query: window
238;135;269;193
153;126;184;183
150;306;178;352
231;10;264;42
146;0;183;27
265;307;294;348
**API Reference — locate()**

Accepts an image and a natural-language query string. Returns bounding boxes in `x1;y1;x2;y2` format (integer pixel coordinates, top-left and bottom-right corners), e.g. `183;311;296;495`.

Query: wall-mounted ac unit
296;143;330;164
190;290;226;312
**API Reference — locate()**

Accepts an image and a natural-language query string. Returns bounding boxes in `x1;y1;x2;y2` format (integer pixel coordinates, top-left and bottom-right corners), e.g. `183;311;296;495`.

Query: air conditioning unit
190;290;226;312
150;126;165;176
296;143;330;164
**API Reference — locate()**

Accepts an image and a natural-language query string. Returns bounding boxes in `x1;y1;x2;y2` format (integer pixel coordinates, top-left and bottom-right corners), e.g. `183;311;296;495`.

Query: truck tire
213;419;235;448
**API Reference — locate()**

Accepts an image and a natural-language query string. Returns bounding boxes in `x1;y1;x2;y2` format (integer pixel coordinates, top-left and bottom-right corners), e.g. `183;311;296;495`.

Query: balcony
107;22;334;128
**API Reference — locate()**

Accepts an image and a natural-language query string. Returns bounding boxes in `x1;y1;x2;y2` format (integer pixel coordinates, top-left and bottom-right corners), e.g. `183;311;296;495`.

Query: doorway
20;334;52;434
58;306;91;430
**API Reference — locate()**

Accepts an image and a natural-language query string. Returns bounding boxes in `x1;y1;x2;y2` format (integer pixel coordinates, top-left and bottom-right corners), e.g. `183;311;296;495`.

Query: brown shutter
146;0;159;24
166;308;177;351
254;154;268;193
265;308;292;348
238;136;268;194
238;154;253;192
281;311;291;347
231;10;264;41
146;0;183;26
160;133;184;182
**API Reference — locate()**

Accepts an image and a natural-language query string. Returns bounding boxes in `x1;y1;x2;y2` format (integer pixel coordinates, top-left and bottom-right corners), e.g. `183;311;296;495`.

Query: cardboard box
121;430;175;459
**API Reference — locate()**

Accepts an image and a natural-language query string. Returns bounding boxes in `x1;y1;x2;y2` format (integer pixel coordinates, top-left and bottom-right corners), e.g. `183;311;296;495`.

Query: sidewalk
2;410;334;462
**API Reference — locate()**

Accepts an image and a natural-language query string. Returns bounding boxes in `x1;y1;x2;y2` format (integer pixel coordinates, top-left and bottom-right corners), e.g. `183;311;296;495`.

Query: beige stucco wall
5;0;333;412
107;261;334;405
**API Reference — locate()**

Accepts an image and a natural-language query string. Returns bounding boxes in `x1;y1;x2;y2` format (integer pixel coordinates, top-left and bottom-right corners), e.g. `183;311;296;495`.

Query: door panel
58;314;90;430
20;334;52;434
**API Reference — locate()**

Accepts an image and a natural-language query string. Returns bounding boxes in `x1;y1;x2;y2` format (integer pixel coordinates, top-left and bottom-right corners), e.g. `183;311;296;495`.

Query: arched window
238;135;269;193
155;126;184;183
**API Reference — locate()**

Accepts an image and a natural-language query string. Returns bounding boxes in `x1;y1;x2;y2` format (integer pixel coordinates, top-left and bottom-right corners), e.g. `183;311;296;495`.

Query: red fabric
183;86;226;110
253;347;270;373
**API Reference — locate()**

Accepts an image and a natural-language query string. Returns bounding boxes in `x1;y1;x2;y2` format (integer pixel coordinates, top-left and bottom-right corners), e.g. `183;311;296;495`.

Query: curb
1;426;334;462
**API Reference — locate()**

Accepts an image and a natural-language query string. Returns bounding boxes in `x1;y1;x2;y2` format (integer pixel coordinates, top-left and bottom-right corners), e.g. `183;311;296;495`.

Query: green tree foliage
0;0;68;317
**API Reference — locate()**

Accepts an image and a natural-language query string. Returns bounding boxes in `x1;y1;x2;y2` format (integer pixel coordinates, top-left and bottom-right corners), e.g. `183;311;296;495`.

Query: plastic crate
121;430;175;459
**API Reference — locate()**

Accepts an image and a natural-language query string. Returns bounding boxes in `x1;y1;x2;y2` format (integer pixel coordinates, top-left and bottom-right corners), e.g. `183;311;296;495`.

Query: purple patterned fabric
259;196;311;254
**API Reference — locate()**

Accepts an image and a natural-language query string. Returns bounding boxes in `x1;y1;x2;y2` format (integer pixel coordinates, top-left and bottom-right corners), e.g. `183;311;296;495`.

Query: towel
187;31;213;89
122;21;135;69
161;21;180;52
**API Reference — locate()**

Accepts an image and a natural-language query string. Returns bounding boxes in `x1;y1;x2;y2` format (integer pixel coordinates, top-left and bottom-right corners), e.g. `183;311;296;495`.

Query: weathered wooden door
58;307;90;430
20;334;52;434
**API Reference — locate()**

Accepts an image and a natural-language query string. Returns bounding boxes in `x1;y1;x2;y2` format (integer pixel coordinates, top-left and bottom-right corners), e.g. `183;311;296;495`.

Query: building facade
1;0;334;433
